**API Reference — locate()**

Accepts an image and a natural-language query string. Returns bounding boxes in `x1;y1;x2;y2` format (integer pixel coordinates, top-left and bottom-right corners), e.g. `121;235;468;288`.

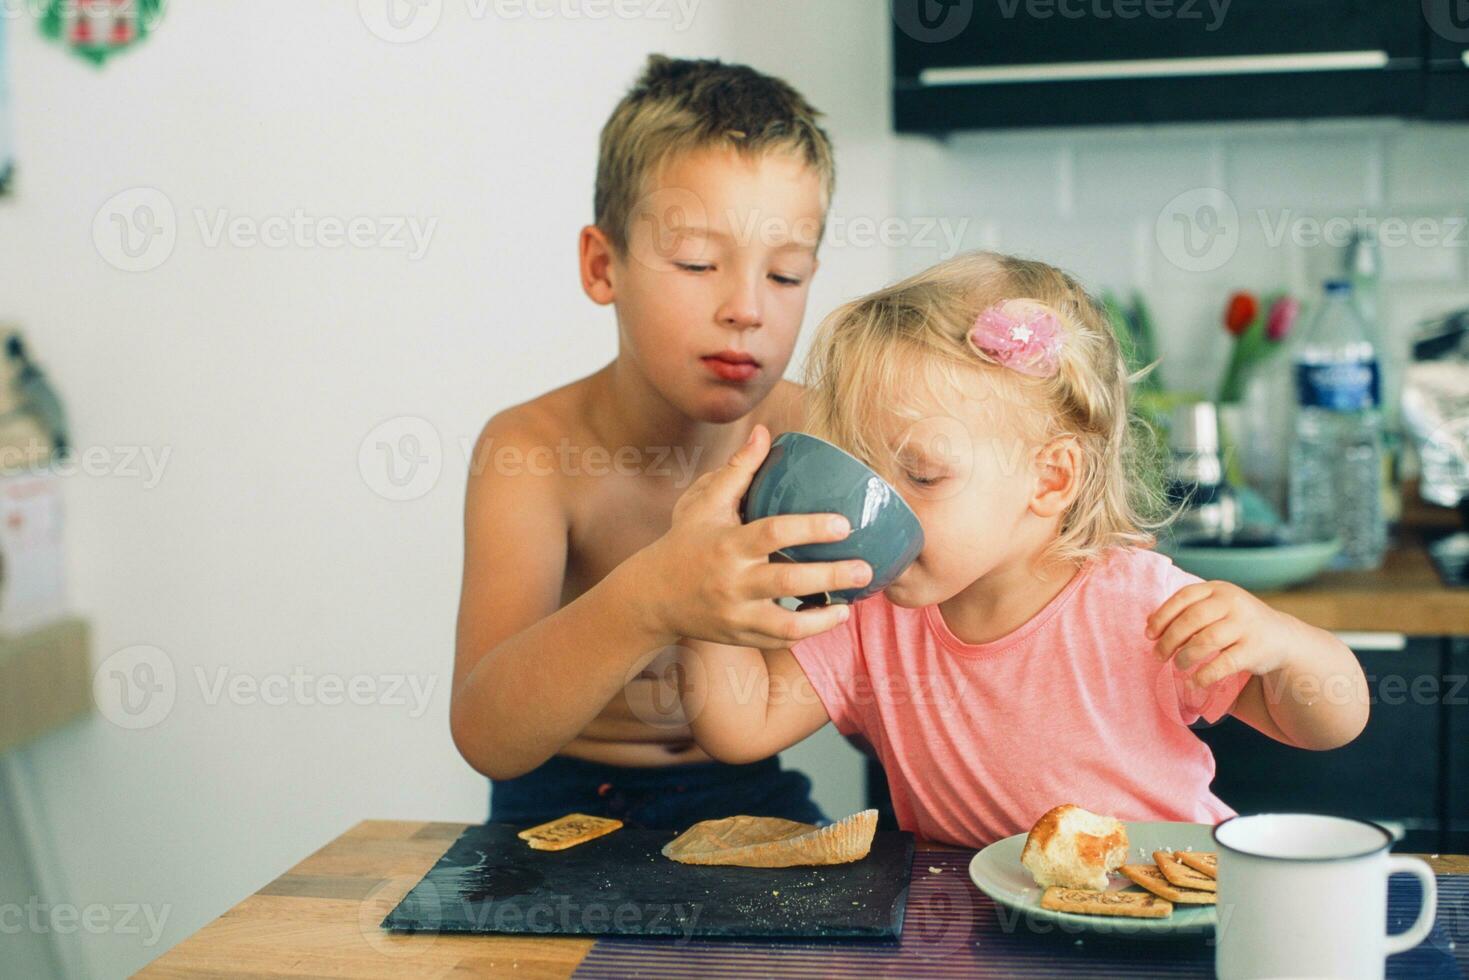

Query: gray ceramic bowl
739;432;925;605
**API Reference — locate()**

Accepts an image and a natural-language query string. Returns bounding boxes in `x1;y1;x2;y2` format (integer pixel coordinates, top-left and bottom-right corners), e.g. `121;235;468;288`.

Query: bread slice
1021;804;1129;891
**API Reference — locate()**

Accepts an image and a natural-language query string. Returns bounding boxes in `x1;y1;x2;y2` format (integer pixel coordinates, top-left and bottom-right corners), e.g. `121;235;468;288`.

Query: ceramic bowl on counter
1158;531;1342;592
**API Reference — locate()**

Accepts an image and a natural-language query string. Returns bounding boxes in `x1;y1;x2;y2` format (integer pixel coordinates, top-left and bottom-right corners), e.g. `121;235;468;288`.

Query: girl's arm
1223;626;1370;751
1148;580;1369;750
679;640;834;765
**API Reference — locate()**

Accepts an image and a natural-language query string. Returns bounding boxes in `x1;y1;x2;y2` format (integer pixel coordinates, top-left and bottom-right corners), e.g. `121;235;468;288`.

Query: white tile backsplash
1073;140;1221;219
938;133;1069;219
1377;211;1469;284
1385;127;1469;208
995;218;1145;291
1226;135;1383;210
904;120;1469;394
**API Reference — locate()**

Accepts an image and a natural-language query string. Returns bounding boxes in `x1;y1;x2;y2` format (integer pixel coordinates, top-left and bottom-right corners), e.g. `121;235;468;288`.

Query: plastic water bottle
1288;280;1387;570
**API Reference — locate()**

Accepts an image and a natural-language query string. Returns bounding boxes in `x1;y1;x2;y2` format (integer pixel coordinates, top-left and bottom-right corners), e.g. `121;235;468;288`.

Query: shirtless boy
450;56;872;827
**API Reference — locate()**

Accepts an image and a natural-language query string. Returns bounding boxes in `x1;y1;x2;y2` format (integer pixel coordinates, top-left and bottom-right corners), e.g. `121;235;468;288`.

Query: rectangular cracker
1120;864;1217;905
1176;850;1218;878
1040;885;1173;919
517;813;623;851
1153;850;1218;892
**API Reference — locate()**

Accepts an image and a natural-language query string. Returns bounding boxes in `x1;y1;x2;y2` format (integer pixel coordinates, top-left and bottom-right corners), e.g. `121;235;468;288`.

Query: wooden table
1257;499;1468;636
139;819;1469;979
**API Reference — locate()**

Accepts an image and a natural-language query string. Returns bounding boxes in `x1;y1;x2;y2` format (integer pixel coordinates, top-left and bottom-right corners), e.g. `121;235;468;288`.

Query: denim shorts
489;754;828;830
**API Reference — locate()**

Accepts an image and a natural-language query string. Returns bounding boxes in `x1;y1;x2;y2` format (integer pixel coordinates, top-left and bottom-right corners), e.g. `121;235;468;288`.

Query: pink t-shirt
791;547;1250;847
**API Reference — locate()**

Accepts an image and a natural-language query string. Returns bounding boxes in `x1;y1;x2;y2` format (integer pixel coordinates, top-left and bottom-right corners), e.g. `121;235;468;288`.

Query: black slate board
382;821;915;940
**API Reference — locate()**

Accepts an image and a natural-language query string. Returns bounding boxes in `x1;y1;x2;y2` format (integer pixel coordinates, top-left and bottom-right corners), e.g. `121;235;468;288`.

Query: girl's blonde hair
804;250;1165;566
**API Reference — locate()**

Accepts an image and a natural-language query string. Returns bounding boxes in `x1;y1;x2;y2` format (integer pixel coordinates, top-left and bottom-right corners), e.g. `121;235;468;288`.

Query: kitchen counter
138;819;1469;979
1258;496;1467;636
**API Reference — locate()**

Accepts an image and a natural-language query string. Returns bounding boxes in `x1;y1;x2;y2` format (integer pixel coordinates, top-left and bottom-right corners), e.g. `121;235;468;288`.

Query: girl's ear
1030;435;1082;519
579;225;616;305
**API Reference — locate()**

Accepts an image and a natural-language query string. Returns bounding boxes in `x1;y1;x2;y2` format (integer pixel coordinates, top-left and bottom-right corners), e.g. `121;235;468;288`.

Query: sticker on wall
39;0;165;66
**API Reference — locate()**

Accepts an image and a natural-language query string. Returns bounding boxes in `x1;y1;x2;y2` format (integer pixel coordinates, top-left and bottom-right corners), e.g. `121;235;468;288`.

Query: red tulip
1266;296;1300;342
1224;291;1258;336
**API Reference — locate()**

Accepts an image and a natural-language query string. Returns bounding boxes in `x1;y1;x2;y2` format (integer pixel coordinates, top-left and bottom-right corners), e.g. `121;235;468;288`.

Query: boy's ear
1029;435;1082;519
579;224;616;306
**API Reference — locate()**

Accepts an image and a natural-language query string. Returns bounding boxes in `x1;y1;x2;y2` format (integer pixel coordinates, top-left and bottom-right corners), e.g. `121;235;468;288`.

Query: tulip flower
1224;291;1259;336
1218;291;1296;404
1266;296;1300;342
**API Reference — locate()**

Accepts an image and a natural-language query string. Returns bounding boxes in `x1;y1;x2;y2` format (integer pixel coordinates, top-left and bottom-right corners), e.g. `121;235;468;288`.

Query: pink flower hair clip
967;298;1065;378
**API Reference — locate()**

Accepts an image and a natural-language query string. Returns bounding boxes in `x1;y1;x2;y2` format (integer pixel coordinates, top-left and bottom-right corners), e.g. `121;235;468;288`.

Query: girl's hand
1146;580;1301;688
635;425;872;650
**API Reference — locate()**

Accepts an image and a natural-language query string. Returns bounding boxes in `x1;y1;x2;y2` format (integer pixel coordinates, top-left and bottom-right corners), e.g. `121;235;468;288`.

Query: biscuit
1039;885;1173;919
1175;850;1218;878
1153;851;1218;892
1120;864;1217;904
517;813;623;851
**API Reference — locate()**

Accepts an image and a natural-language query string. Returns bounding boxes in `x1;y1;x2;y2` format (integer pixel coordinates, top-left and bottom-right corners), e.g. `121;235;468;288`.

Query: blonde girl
676;251;1368;847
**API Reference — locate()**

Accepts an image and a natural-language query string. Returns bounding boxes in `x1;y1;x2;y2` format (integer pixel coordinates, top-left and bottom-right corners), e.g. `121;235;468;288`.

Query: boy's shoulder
475;373;599;457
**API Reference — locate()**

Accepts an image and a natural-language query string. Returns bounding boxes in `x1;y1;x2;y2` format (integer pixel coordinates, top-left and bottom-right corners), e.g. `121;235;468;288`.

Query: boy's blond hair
805;251;1166;566
595;55;836;253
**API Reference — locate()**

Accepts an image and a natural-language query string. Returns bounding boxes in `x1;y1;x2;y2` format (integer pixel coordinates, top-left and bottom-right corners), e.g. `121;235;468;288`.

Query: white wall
0;3;888;976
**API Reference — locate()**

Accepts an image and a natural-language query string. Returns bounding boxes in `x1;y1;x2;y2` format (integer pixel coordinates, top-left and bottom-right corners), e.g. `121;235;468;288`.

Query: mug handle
1384;856;1438;955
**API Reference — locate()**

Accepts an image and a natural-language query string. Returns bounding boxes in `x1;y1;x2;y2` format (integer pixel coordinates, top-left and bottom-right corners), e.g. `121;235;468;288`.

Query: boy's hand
637;425;872;649
1147;580;1302;688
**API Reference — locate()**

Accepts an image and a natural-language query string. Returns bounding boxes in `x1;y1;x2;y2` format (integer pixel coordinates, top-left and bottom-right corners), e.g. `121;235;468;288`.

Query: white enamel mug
1213;813;1438;980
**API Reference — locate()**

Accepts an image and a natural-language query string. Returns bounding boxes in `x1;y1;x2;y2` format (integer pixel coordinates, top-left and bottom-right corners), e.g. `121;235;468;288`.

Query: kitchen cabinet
893;0;1445;131
1425;5;1469;120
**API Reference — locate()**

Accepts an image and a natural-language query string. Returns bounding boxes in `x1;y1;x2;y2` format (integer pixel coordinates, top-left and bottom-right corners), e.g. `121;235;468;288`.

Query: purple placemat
573;850;1467;979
